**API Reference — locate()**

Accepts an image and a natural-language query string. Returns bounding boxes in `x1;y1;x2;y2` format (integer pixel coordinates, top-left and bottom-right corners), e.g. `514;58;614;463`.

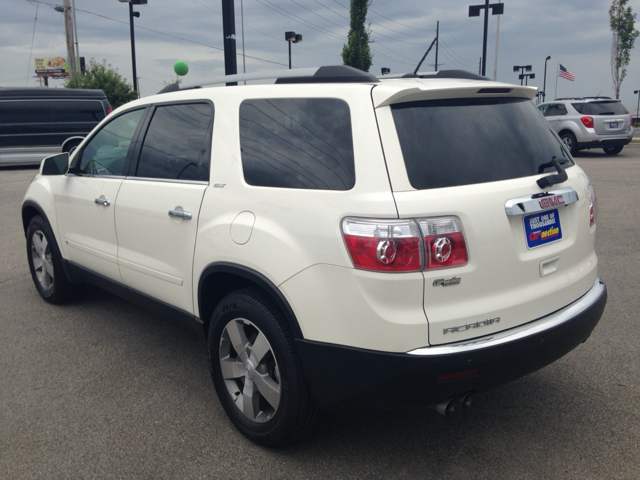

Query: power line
255;0;344;41
74;8;288;67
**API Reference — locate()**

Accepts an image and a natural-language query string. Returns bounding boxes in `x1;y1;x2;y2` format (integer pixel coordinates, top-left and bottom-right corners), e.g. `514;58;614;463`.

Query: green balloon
174;61;189;76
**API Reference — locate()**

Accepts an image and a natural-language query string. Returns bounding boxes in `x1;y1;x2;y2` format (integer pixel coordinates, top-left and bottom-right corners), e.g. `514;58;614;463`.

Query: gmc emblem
539;195;565;209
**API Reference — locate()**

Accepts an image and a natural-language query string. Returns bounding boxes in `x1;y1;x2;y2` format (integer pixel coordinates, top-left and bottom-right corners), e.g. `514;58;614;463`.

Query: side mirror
41;153;70;176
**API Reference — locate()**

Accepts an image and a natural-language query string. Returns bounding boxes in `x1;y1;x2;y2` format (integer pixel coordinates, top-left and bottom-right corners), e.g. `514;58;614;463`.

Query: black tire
208;289;320;447
63;139;81;154
26;215;74;304
560;131;578;156
603;146;623;155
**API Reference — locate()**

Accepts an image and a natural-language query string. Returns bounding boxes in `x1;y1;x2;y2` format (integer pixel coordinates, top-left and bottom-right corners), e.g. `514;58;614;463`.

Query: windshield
391;97;573;190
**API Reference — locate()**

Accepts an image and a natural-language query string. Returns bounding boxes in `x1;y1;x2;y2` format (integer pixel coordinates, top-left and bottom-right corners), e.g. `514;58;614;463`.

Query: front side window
391;97;573;190
76;108;144;176
239;98;355;190
135;103;213;181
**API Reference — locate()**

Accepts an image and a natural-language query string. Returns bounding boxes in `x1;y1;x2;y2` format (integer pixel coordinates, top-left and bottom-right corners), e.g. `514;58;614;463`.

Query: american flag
558;64;575;81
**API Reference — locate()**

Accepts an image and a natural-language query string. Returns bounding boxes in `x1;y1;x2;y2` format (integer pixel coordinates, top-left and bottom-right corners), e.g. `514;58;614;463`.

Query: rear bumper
296;278;606;410
578;136;632;149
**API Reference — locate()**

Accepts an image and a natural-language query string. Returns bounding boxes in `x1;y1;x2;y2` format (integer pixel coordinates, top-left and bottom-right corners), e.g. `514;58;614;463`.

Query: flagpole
554;61;559;99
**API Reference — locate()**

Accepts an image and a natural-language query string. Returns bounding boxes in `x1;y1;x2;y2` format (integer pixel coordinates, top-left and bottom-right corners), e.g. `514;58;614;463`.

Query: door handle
95;197;111;206
168;210;192;220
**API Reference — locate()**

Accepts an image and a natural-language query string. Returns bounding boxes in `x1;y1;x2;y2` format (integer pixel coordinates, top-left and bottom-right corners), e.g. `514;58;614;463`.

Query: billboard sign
35;57;69;76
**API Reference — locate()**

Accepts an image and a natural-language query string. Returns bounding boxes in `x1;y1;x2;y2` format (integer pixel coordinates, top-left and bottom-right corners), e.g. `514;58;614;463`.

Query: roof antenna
413;36;438;75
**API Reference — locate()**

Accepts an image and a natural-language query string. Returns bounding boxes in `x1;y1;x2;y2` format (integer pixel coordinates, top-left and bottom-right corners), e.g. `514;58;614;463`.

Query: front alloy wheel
30;230;55;294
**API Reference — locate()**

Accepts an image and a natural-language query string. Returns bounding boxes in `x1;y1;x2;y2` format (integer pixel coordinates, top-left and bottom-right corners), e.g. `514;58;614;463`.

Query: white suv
22;66;607;447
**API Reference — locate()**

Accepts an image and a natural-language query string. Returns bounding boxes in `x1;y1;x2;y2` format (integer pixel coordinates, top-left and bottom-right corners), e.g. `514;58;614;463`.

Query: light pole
634;90;640;127
468;0;504;76
119;0;147;97
513;65;534;86
543;55;551;101
285;31;302;69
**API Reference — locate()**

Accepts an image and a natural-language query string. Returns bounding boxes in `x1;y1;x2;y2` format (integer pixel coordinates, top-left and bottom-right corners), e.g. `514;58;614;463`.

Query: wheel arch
61;136;85;152
22;200;49;236
197;262;304;340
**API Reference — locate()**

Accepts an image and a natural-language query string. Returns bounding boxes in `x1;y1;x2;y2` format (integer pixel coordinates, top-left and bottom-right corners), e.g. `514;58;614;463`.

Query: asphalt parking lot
1;146;639;479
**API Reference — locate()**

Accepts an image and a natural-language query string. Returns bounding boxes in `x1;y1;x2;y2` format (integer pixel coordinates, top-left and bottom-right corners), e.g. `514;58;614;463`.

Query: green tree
65;59;138;110
342;0;373;72
609;0;639;99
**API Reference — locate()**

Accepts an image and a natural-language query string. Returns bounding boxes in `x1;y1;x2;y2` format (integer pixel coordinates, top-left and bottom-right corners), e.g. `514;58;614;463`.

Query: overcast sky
3;0;640;111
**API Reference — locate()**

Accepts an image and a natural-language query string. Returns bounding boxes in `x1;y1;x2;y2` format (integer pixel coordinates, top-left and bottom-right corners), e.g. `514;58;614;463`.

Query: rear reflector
588;184;597;227
437;369;479;383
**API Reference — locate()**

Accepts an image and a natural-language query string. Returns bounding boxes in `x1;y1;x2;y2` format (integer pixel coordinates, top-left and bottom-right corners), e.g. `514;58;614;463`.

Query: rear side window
135;103;213;181
391;97;573;190
571;103;587;114
0;100;106;124
585;101;628;115
239;98;355;190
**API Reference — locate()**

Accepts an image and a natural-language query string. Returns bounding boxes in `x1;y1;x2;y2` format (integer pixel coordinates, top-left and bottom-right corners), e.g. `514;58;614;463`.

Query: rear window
585;101;628;115
239;98;355;190
391;97;573;190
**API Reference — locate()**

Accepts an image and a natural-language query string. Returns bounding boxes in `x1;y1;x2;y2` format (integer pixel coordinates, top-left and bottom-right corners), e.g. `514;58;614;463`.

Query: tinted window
135;103;213;181
571;103;587;114
77;109;144;176
239;98;355;190
545;104;567;116
391;97;573;190
586;101;628;115
0;100;105;124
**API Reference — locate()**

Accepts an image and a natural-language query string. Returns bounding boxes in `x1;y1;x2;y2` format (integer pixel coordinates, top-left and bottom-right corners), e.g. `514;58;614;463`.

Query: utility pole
429;21;444;71
435;21;439;71
71;0;79;72
221;0;238;85
493;0;501;80
62;0;77;77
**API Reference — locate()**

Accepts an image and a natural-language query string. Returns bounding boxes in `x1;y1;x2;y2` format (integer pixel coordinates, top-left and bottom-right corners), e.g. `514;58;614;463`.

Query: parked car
537;97;634;155
22;66;607;447
0;87;111;165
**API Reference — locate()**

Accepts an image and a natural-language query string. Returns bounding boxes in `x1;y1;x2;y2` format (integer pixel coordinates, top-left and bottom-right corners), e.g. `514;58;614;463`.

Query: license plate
524;209;562;249
610;122;618;128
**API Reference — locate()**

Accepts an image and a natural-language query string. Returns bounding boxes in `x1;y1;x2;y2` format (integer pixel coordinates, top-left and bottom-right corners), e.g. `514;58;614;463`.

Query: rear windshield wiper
537;156;568;189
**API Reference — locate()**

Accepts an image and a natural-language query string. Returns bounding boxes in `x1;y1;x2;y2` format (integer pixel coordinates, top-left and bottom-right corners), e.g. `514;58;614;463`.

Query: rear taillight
581;116;594;128
107;108;112;115
342;218;423;272
588;184;597;227
419;217;469;269
341;216;468;272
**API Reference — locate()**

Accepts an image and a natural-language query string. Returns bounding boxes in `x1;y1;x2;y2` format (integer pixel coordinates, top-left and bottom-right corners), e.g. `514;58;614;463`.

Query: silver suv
538;97;633;155
22;67;607;446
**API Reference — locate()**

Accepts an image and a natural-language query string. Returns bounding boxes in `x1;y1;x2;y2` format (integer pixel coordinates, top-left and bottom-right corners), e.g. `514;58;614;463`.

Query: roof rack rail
554;97;584;100
158;65;378;94
378;69;490;81
583;96;613;100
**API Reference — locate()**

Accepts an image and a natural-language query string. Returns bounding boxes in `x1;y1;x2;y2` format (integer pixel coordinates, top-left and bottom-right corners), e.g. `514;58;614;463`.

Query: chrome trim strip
505;187;579;216
125;176;209;186
408;278;604;356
